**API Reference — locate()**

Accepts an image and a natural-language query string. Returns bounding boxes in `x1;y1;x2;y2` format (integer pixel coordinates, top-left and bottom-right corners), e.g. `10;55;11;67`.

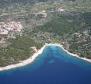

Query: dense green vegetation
0;34;43;66
36;13;83;35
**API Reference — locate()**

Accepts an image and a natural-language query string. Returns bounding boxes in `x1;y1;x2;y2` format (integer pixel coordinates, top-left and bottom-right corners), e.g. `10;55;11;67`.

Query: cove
0;45;91;84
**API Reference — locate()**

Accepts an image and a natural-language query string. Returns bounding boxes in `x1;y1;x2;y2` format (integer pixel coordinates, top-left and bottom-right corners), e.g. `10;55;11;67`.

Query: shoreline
0;44;47;71
48;43;91;63
0;43;91;72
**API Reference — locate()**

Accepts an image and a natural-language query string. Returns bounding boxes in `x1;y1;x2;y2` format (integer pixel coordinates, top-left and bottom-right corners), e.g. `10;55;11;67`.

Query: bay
0;45;91;84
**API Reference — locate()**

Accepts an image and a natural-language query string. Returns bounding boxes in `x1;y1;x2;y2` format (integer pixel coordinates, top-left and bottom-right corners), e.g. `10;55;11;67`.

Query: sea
0;45;91;84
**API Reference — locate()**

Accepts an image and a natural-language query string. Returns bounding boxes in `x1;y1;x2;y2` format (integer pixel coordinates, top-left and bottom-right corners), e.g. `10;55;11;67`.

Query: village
0;21;23;44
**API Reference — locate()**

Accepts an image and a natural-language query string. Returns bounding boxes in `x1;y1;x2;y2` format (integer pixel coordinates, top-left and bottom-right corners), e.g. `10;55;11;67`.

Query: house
57;7;65;12
0;28;8;35
36;10;47;18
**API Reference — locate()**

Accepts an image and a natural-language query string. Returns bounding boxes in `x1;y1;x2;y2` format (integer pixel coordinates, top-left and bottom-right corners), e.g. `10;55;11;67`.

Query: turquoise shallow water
0;45;91;84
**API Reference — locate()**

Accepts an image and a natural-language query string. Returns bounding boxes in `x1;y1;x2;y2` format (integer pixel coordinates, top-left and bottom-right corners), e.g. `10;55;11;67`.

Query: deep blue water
0;45;91;84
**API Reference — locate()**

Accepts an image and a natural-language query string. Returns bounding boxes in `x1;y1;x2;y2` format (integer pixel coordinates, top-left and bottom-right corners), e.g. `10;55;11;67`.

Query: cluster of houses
0;21;23;35
0;21;23;44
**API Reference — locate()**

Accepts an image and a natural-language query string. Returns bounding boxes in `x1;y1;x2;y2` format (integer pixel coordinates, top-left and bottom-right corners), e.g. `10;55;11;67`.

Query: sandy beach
0;44;47;71
0;43;91;72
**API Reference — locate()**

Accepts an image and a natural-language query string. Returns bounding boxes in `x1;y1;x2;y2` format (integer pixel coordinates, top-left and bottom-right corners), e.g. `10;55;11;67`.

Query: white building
0;28;8;35
57;8;65;12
